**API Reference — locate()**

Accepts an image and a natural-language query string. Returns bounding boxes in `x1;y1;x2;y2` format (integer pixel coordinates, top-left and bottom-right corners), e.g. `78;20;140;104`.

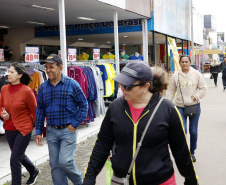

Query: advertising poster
168;37;180;72
93;48;100;60
25;47;39;63
68;48;77;62
0;49;4;61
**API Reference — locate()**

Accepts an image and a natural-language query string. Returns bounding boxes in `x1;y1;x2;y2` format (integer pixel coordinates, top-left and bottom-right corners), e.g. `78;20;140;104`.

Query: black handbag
178;74;198;117
183;105;198;117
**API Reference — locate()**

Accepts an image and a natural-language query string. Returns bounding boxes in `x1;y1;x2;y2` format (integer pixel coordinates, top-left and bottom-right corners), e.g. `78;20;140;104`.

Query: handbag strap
125;97;164;180
178;73;185;106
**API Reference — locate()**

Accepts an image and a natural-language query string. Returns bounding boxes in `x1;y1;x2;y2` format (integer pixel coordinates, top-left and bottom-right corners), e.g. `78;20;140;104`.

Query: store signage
68;48;77;62
0;49;4;61
25;47;39;63
93;48;100;60
168;37;180;72
154;0;190;40
35;19;146;37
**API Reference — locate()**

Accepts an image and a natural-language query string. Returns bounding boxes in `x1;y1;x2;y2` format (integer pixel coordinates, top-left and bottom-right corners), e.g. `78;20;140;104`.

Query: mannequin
119;51;129;60
129;52;143;61
102;51;115;59
77;52;90;60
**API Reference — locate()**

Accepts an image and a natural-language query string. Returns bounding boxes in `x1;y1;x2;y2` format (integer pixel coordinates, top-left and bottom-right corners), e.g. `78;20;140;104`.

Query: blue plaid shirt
36;74;88;135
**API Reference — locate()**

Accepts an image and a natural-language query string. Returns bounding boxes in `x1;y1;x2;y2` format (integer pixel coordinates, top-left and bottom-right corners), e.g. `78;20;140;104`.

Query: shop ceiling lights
27;21;45;25
30;4;55;11
77;17;95;21
124;36;128;37
78;38;84;41
107;41;111;43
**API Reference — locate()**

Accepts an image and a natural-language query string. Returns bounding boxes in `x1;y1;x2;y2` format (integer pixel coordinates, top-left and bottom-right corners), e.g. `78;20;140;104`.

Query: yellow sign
168;37;181;72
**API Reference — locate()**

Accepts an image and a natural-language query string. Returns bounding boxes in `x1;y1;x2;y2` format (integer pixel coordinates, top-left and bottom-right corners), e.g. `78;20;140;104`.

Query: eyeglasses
120;83;143;91
180;61;190;64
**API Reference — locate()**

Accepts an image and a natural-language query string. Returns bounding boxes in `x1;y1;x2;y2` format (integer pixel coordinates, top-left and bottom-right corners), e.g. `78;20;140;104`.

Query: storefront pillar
182;39;184;55
187;40;189;55
142;19;148;64
114;10;120;75
166;35;168;72
153;31;156;66
58;0;67;75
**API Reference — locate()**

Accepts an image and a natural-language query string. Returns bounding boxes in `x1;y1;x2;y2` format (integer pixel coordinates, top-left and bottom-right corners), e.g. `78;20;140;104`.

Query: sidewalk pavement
1;72;226;185
0;115;105;185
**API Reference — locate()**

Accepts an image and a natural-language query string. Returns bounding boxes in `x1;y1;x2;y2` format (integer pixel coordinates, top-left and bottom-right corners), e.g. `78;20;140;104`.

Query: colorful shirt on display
102;53;115;59
96;65;108;95
129;54;144;61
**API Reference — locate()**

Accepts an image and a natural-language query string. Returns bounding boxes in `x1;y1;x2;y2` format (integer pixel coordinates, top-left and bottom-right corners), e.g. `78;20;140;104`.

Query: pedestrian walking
0;39;13;60
83;61;199;185
35;54;88;185
221;56;226;91
0;63;40;185
210;59;221;87
165;55;207;162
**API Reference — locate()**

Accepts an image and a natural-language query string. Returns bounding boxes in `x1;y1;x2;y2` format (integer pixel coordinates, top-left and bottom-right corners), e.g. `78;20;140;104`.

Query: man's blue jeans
177;103;201;155
46;125;82;185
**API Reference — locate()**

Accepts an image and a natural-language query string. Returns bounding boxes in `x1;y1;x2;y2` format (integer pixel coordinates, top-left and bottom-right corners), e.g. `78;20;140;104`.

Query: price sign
25;47;39;63
93;48;100;60
0;49;4;61
68;48;77;62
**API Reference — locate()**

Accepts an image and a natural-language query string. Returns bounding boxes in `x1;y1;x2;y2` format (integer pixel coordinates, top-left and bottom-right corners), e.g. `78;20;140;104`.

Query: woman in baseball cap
83;62;199;185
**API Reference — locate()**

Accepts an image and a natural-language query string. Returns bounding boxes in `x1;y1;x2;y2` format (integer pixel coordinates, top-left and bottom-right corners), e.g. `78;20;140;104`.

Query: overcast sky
194;0;226;32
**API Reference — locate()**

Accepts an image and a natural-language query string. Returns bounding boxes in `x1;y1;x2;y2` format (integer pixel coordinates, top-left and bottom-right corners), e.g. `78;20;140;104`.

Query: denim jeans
177;103;201;155
5;130;36;185
46;125;82;185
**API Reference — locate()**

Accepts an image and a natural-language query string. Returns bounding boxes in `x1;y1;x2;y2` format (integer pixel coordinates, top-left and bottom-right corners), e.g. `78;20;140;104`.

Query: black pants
212;73;218;86
223;77;226;90
5;130;36;185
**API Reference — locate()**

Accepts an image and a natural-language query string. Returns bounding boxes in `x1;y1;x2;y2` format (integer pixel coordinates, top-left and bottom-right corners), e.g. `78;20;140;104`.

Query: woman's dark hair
179;55;191;63
139;67;169;95
11;62;32;85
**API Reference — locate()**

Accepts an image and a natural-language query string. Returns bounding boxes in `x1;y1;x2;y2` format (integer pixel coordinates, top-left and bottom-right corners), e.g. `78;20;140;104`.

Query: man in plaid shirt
35;54;88;185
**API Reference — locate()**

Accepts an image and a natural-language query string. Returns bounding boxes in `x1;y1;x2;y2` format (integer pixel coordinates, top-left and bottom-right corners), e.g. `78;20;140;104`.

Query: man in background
0;39;13;60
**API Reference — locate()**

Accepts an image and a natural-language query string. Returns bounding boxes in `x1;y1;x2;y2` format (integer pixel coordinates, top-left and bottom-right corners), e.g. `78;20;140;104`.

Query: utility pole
191;0;195;66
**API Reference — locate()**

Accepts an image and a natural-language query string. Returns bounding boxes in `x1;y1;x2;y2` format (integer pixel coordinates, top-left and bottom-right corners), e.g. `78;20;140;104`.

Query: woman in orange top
0;63;40;185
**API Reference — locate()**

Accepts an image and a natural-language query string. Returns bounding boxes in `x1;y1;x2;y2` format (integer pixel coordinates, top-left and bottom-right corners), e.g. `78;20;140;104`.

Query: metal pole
187;40;189;55
166;35;168;72
58;0;67;75
182;39;184;55
191;0;195;66
153;31;156;66
142;19;148;64
114;10;120;75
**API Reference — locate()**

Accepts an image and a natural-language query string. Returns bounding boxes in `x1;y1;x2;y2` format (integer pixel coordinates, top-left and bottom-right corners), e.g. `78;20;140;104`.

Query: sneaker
26;169;40;185
191;155;196;162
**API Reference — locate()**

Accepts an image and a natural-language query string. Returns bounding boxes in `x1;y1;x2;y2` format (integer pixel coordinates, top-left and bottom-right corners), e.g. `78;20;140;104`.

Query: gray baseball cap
114;61;153;86
40;54;62;65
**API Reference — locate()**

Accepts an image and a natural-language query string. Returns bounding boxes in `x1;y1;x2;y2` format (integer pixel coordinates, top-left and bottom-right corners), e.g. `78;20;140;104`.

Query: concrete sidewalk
0;115;105;185
1;72;226;185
